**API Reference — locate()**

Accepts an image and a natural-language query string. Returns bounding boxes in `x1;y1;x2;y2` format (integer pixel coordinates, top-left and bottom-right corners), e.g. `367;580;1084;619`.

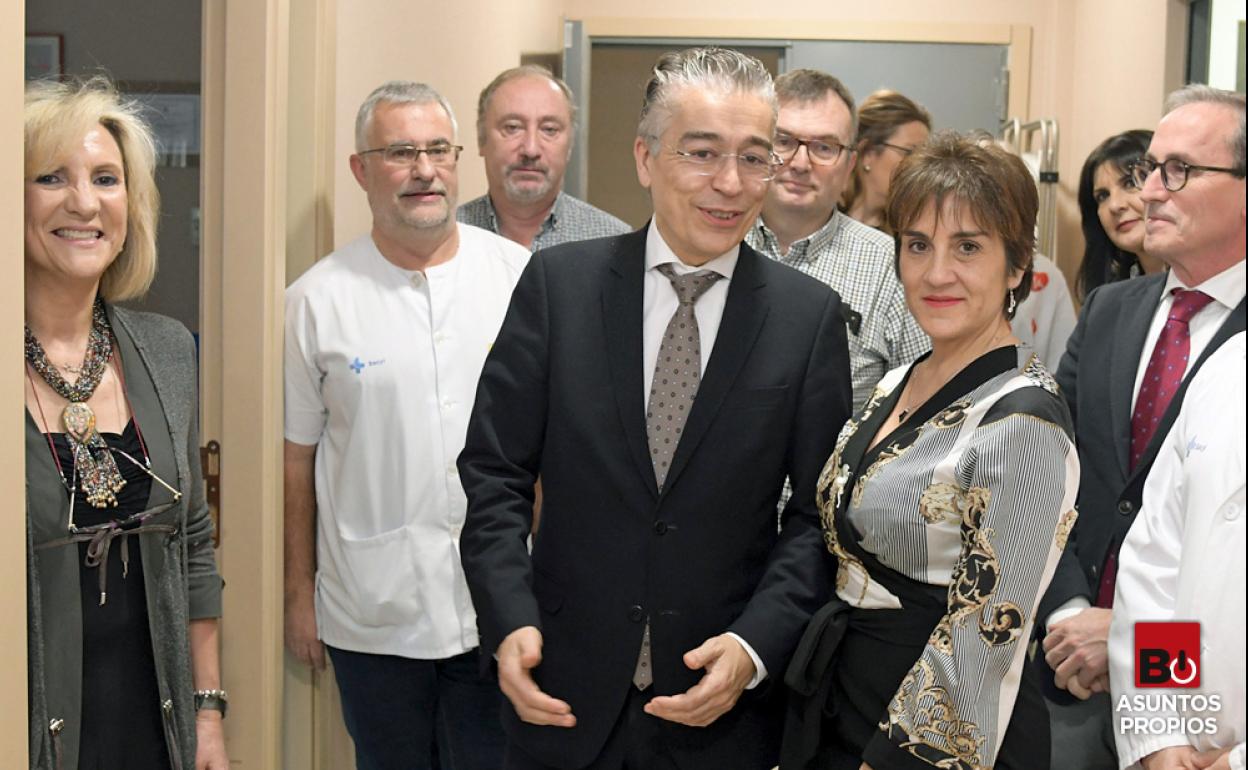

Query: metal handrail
1000;117;1060;260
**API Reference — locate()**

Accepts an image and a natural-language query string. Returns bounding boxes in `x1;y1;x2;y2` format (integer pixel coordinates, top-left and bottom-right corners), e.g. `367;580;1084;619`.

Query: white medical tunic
285;224;529;658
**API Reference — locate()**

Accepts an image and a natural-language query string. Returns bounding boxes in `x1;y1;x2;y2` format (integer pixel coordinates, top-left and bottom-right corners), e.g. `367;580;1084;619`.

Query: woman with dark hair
842;89;932;234
782;133;1079;770
24;77;227;769
1076;129;1161;300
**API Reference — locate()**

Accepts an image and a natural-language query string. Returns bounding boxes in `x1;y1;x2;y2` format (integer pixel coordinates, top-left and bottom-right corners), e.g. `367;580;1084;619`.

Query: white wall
1208;0;1246;91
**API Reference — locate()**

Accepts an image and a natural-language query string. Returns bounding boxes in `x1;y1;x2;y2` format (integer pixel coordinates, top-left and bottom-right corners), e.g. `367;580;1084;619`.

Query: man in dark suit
1039;85;1246;770
458;48;853;769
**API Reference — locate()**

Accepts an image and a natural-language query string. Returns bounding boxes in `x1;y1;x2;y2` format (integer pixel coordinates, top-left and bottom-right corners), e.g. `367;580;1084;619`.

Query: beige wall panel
1057;0;1187;286
1;0;27;762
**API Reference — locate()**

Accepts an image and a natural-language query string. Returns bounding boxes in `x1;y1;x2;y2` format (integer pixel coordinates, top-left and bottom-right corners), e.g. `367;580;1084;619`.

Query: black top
858;346;1018;471
51;421;170;770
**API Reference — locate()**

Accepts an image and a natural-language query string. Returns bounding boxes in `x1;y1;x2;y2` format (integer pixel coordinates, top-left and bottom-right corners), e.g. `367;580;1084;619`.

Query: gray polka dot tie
633;263;721;691
646;263;722;491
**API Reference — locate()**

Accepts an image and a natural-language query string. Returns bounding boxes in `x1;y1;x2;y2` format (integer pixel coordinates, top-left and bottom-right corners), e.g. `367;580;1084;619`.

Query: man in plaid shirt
459;65;630;251
747;69;928;410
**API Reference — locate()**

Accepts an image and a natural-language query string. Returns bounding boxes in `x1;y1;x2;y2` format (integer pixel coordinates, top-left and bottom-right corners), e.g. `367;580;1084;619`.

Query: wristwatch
194;688;229;718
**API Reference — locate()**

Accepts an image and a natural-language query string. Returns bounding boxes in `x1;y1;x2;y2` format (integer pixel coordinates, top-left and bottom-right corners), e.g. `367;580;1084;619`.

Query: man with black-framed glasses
1038;84;1245;770
283;81;528;770
748;69;928;413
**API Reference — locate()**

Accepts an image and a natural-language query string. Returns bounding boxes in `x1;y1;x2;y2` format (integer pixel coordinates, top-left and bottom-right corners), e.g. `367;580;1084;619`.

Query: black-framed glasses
880;142;917;157
772;134;851;165
665;145;783;183
359;143;463;167
1130;157;1245;192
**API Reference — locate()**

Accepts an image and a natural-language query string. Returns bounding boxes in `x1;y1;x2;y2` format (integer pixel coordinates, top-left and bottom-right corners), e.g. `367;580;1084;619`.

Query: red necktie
1129;288;1215;470
1096;288;1214;607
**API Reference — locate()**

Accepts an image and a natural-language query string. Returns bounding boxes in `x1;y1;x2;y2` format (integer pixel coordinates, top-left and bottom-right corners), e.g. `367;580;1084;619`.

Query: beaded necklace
25;300;129;512
25;300;181;527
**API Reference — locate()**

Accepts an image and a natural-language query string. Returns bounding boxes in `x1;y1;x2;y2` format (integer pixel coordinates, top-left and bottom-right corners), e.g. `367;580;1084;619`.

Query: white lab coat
1109;332;1247;770
1012;252;1077;370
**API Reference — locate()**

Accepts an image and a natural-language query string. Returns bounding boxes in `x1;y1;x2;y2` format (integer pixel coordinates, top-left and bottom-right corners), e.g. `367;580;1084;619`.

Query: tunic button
628;605;645;622
654;521;668;535
1117;500;1134;515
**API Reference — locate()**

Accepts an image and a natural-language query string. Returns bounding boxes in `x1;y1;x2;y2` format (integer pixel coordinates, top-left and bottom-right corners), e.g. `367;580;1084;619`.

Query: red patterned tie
1128;288;1215;470
1096;287;1214;607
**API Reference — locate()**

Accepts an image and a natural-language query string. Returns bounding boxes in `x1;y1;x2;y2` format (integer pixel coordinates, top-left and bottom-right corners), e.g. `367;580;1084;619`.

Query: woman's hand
196;712;229;769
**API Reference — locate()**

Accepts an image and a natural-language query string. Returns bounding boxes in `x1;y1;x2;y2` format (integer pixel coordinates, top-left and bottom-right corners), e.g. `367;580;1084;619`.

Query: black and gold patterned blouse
818;347;1079;770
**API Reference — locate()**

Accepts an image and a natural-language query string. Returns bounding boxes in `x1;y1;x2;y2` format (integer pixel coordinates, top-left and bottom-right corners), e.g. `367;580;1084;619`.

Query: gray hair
1163;84;1246;175
637;47;777;147
774;68;858;138
354;80;457;152
476;65;577;147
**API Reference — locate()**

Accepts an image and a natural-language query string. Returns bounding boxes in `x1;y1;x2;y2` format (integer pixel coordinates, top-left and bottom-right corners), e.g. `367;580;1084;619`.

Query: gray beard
502;174;554;206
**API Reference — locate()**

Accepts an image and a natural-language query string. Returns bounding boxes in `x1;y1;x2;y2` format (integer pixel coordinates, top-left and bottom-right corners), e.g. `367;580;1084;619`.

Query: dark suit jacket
1041;273;1246;622
458;230;853;769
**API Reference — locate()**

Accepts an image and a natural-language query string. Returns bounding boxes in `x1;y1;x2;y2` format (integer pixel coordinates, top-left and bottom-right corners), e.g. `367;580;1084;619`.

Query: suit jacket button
628;605;645;622
654;521;668;535
1117;500;1133;515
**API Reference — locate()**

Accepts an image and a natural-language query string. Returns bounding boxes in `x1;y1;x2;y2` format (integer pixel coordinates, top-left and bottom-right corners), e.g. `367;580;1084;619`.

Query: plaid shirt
747;210;929;410
457;191;631;252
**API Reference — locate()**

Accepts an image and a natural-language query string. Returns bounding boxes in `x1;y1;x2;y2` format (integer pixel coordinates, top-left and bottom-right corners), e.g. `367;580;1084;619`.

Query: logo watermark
1117;622;1221;737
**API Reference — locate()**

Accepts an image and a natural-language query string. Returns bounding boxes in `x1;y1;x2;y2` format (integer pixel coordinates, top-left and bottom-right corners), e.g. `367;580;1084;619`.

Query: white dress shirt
284;225;529;658
1131;260;1245;412
641;221;766;687
1110;332;1246;770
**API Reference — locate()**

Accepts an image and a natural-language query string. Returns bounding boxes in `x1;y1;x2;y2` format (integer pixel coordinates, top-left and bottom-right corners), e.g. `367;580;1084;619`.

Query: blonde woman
24;77;227;770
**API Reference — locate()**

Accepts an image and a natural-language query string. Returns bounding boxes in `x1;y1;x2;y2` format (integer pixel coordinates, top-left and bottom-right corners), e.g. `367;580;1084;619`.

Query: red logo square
1135;622;1201;688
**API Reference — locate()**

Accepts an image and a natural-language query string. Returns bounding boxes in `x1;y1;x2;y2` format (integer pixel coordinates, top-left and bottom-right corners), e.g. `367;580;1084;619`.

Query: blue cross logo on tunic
349;357;365;374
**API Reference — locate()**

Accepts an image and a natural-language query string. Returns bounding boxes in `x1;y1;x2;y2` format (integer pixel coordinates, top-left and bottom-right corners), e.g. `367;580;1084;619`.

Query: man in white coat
1109;331;1245;770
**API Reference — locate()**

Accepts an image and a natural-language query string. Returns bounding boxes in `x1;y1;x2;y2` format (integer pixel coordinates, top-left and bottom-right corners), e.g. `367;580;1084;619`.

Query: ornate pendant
62;401;126;508
62;401;96;441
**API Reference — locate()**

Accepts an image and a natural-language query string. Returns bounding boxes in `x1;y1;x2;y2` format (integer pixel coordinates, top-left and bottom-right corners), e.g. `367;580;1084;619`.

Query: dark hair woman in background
1076;129;1161;300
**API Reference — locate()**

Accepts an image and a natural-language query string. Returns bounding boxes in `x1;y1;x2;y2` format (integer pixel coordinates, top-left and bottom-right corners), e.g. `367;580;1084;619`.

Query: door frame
1;0;27;760
200;0;289;766
563;17;1032;201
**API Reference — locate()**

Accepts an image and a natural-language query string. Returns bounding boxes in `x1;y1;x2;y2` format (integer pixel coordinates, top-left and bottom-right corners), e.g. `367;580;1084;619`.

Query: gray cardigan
25;305;223;770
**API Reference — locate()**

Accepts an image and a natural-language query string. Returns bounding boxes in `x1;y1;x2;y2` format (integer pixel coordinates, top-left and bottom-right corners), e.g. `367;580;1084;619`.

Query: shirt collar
645;219;738;279
485;191;564;235
1162;258;1246;310
753;209;844;262
368;226;461;284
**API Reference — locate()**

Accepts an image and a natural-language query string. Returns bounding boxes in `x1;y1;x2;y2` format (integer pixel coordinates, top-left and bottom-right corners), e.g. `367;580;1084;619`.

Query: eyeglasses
1130;156;1245;192
358;143;463;167
880;142;917;157
772;134;851;165
665;145;782;183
